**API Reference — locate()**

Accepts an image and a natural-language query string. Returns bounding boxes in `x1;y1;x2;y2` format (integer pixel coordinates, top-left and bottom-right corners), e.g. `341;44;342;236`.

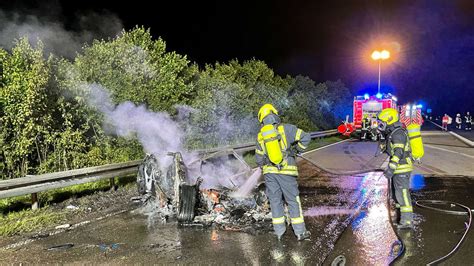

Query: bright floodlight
381;50;390;59
371;51;381;60
416;104;423;108
376;93;382;99
364;93;370;99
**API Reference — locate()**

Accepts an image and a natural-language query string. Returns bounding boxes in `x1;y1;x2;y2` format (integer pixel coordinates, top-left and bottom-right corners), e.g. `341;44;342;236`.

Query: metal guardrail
310;129;338;138
0;129;339;209
427;120;474;147
195;129;339;154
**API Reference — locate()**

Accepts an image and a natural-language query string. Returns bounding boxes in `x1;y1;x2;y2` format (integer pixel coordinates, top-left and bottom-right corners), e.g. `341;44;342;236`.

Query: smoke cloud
86;83;184;168
0;8;123;58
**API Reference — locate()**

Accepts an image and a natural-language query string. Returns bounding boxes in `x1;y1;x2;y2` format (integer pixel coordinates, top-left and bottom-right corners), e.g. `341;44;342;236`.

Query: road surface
1;127;473;265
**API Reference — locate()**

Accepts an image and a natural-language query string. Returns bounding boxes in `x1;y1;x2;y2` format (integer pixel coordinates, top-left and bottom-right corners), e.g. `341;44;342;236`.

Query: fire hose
298;155;472;265
415;200;472;265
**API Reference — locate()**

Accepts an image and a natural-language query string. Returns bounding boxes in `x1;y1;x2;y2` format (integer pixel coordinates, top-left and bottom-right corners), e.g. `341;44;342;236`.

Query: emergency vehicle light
364;93;370;100
376;93;382;99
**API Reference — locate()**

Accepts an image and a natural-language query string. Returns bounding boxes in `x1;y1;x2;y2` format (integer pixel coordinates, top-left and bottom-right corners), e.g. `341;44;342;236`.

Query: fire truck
338;93;423;138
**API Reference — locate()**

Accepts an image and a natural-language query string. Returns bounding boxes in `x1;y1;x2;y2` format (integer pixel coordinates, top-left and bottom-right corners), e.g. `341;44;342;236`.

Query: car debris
136;151;271;231
46;243;74;251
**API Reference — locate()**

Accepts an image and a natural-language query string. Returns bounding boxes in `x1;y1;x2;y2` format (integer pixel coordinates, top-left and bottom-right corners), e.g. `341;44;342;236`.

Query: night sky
1;0;473;115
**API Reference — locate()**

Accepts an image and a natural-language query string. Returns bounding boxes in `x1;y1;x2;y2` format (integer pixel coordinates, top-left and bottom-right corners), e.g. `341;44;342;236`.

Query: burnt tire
177;184;197;223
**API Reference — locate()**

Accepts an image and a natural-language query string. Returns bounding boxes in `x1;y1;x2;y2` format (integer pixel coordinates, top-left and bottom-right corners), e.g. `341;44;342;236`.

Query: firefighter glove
384;168;395;179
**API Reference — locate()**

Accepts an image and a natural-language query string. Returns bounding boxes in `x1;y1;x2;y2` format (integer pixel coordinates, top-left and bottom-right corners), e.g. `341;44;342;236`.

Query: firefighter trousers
264;173;306;236
391;172;413;224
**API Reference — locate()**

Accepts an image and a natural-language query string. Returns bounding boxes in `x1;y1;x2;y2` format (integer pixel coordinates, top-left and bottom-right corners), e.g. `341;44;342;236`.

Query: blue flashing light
364;93;370;100
376;93;382;99
416;104;423;109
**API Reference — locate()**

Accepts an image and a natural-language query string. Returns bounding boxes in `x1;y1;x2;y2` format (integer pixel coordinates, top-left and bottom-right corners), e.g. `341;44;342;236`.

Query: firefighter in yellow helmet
255;104;311;240
377;108;414;229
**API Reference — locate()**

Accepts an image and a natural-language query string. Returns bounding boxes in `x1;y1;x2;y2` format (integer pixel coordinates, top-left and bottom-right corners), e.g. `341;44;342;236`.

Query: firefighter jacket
384;122;413;174
255;115;311;176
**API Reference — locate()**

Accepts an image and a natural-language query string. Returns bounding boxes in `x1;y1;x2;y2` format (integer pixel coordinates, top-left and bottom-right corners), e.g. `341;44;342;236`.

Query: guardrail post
109;177;117;191
31;193;39;210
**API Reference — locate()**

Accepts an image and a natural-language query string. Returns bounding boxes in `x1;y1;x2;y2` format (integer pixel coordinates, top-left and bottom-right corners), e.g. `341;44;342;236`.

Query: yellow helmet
258;104;278;123
377;108;399;125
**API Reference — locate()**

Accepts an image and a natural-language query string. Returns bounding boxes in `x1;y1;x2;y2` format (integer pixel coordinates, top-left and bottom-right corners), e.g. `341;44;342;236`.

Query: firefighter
465;112;472;131
377;108;414;229
370;116;379;141
361;115;369;140
455;113;462;130
255;104;311;241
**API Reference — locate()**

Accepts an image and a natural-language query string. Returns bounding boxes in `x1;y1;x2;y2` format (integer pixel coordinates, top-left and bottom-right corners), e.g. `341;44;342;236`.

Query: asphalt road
1;133;473;265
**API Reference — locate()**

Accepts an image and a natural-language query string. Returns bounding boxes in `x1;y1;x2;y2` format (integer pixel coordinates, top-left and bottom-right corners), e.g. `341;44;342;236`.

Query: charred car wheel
177;184;197;223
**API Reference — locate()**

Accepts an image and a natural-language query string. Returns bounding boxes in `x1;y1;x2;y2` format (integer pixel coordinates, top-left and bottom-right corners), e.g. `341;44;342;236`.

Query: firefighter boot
274;225;286;241
296;230;311;241
397;212;414;230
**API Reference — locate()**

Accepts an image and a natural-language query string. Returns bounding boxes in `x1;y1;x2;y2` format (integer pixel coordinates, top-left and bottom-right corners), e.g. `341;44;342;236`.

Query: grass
0;207;67;237
242;135;345;167
0;175;136;237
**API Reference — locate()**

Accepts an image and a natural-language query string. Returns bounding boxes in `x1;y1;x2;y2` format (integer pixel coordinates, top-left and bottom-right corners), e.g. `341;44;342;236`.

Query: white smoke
86;83;184;168
0;9;123;58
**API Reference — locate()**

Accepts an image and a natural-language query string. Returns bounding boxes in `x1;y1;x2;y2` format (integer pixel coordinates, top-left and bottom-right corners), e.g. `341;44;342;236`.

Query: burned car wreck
136;150;272;231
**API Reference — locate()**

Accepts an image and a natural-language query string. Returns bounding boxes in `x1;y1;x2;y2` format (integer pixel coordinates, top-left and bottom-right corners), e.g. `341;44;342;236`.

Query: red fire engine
338;93;423;137
338;93;397;136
